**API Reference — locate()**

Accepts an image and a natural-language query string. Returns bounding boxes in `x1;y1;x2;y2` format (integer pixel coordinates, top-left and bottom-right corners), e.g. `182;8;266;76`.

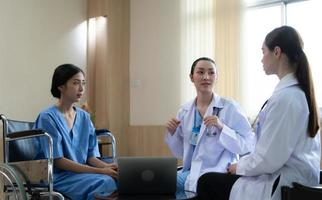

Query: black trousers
196;172;240;200
196;172;280;200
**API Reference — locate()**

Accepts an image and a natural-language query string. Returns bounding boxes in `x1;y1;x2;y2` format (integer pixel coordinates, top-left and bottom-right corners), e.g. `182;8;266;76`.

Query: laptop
117;156;177;195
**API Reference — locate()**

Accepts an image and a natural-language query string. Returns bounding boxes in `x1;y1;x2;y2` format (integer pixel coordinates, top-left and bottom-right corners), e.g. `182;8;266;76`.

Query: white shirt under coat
230;73;321;200
165;93;255;192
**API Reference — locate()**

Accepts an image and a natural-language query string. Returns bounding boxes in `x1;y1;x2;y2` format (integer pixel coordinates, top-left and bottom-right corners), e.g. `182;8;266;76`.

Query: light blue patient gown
34;106;117;200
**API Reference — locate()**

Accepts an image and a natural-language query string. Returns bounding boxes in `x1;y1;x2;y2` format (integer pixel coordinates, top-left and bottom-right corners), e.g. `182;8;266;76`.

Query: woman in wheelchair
34;64;117;200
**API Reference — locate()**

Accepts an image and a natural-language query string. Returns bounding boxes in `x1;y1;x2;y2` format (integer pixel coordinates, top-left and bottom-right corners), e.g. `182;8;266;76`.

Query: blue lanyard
190;109;202;146
193;109;202;133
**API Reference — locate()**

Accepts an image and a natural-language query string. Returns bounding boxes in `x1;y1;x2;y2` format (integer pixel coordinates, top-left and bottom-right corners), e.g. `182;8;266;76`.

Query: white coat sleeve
165;109;185;158
236;93;308;176
218;103;256;155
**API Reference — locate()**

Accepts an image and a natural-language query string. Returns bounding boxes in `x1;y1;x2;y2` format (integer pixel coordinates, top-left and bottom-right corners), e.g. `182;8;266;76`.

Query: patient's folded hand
101;167;118;178
105;162;118;170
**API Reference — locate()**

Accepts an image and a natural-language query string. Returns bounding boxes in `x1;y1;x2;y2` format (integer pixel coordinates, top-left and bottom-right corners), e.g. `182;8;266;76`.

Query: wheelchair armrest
95;129;111;136
7;129;45;139
95;129;115;143
95;129;116;160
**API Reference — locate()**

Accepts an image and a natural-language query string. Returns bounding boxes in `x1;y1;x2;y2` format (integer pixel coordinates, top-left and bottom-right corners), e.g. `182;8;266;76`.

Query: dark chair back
281;171;322;200
1;115;40;162
281;182;322;200
0;114;64;199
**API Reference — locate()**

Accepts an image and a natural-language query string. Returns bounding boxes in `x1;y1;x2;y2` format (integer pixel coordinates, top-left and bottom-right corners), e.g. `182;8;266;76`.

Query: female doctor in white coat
165;57;255;193
197;26;321;200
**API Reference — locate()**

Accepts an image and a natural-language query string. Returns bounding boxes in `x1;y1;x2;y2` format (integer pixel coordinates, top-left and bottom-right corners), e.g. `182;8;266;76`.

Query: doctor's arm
216;105;255;155
166;118;181;135
165;124;184;158
236;97;307;176
165;110;185;158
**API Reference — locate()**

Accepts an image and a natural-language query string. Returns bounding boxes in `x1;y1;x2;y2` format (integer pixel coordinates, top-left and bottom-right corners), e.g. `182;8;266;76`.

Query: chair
0;114;116;200
281;171;322;200
0;114;63;200
95;129;116;163
280;108;322;200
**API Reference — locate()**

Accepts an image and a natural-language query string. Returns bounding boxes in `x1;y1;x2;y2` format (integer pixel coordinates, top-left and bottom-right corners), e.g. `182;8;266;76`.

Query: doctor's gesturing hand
166;118;180;135
165;57;256;194
203;115;223;131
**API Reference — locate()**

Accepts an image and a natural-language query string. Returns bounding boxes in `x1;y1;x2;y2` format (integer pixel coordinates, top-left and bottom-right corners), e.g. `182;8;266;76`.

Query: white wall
130;0;182;125
0;0;87;121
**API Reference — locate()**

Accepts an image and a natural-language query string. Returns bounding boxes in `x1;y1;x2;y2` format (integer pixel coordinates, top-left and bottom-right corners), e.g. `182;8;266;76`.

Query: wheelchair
0;114;116;200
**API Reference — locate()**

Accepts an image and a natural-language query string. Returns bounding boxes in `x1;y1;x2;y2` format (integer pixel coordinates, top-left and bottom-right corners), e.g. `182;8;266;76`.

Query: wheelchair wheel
0;163;27;200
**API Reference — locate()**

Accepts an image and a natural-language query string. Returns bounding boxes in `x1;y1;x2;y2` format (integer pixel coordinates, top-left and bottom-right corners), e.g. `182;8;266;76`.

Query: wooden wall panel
124;126;173;157
87;0;130;156
121;123;322;169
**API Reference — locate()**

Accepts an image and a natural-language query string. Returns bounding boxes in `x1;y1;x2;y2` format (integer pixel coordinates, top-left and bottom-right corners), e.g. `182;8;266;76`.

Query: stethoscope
190;107;221;146
205;107;221;137
251;100;268;131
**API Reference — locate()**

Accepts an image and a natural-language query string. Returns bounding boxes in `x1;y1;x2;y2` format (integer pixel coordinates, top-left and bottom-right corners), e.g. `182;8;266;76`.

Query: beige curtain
179;0;216;104
215;0;242;101
87;17;108;129
86;0;242;156
86;0;130;155
87;0;108;128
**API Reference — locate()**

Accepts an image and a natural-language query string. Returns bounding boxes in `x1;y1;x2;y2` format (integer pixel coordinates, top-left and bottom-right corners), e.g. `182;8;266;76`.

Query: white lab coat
230;73;321;200
165;93;255;192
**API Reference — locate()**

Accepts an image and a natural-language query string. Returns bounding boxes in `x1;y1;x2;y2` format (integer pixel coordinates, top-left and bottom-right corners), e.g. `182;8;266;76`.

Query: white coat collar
273;73;298;94
181;93;225;112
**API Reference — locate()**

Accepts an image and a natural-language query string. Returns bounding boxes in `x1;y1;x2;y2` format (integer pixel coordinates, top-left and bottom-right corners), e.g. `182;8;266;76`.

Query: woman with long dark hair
197;26;321;200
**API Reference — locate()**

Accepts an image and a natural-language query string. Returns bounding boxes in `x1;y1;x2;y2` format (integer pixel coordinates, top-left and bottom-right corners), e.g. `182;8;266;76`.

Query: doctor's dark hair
51;64;84;98
265;26;319;138
190;57;216;76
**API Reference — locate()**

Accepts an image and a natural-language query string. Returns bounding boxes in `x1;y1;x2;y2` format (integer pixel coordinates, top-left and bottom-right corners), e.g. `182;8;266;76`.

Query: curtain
179;0;216;104
215;0;243;101
86;0;242;155
87;16;109;128
180;0;242;103
86;0;130;155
